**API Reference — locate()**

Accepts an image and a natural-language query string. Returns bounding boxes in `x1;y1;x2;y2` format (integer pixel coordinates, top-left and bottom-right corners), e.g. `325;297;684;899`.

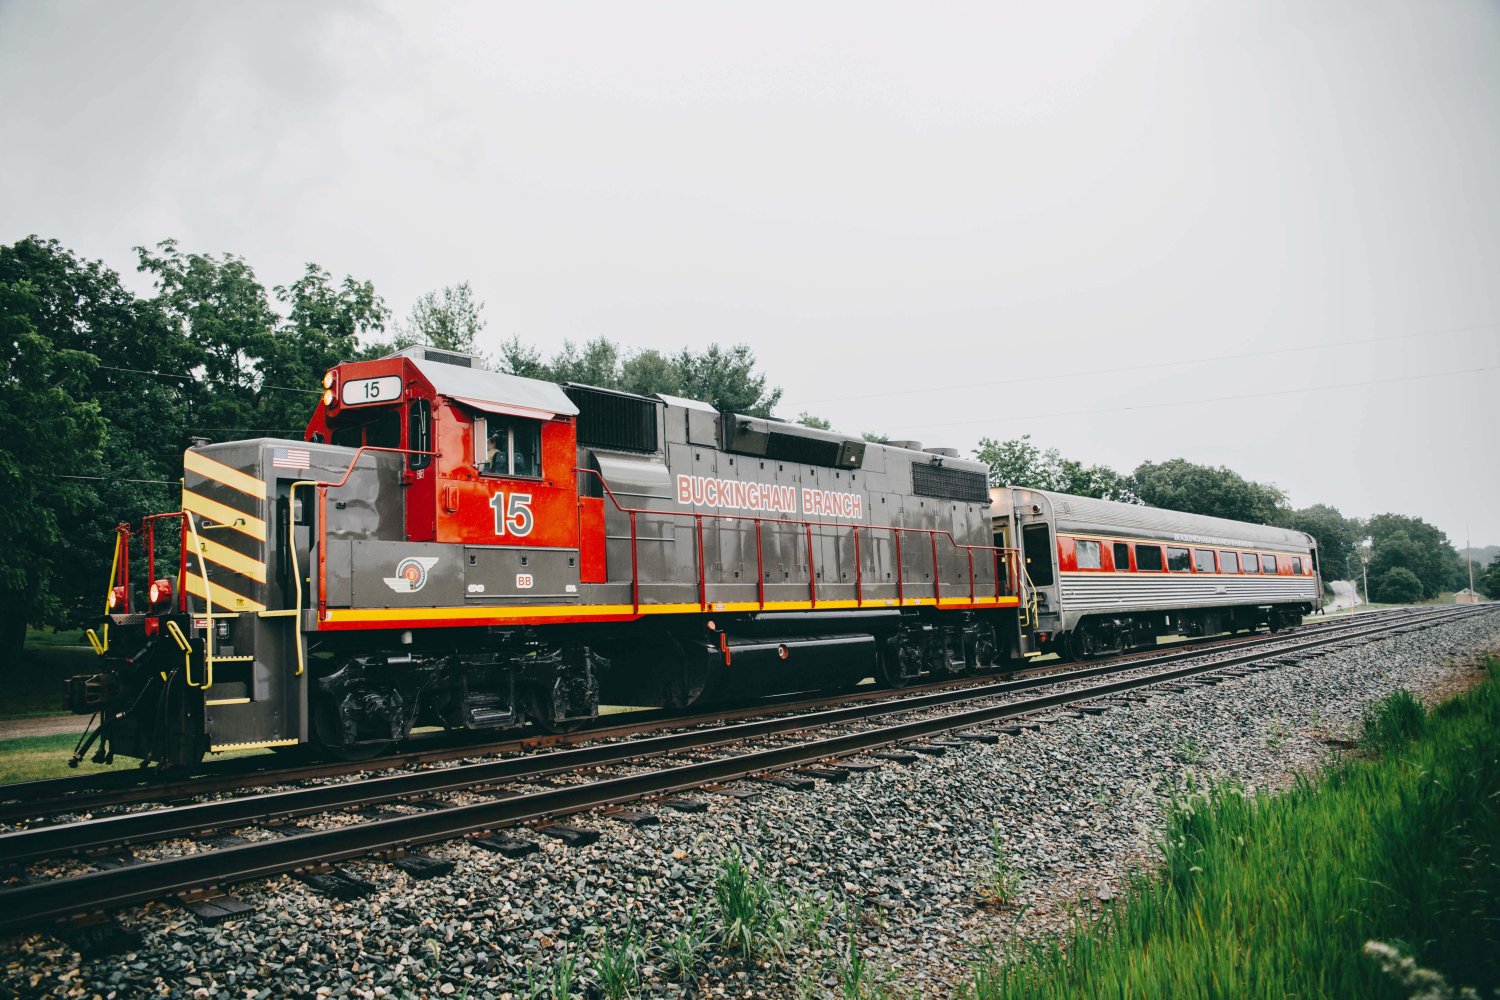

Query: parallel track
0;603;1488;939
0;606;1422;824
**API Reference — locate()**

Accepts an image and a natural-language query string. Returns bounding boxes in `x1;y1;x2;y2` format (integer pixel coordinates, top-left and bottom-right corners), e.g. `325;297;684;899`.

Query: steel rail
1;608;1466;861
0;605;1431;823
0;605;1488;936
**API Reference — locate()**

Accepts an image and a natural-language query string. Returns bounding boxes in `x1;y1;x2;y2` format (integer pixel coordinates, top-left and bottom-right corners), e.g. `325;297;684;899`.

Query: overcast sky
3;0;1498;552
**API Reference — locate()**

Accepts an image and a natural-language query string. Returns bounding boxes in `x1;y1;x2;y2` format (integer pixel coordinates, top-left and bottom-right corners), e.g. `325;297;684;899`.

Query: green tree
671;343;782;416
796;412;833;430
1283;504;1362;582
269;264;388;433
392;282;484;354
618;348;680;397
495;335;549;380
549;337;623;388
1480;556;1500;600
0;238;175;664
1366;513;1459;600
1371;566;1424;604
975;435;1137;502
1131;458;1287;523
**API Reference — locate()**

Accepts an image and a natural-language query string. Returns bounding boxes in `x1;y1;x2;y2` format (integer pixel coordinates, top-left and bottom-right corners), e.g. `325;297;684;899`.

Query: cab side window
479;416;543;479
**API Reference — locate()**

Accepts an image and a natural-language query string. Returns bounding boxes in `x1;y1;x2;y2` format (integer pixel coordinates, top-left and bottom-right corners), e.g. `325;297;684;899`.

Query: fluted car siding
1057;572;1317;612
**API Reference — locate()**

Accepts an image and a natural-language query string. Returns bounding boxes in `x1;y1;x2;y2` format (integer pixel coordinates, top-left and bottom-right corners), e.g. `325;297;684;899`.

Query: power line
886;364;1500;434
791;320;1498;407
55;475;178;487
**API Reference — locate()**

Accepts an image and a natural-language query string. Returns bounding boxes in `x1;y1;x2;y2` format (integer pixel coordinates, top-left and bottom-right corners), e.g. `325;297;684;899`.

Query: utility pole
1468;523;1475;600
1360;544;1370;607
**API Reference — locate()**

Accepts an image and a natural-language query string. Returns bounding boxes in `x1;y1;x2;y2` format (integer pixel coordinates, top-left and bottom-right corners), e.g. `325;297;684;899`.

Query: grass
2;629;97;719
0;732;123;784
0;730;268;785
958;661;1500;999
978;822;1023;907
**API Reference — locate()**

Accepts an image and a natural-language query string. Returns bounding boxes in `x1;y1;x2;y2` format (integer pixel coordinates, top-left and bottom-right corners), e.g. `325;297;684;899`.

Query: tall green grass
960;663;1500;999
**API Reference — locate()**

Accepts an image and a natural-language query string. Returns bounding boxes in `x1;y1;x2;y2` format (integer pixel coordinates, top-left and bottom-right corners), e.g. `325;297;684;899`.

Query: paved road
0;714;84;741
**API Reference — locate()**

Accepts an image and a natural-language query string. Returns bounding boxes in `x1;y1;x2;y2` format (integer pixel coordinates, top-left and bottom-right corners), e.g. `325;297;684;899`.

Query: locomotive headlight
323;369;336;389
147;578;173;608
322;389;334;406
108;585;126;611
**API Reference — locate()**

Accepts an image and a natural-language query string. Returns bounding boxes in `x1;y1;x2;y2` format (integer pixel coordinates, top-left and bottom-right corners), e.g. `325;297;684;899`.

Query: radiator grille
564;385;658;454
912;463;989;503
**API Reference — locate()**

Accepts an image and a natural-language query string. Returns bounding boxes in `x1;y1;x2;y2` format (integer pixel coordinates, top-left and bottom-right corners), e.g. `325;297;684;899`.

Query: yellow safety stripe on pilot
185;571;267;613
182;489;266;542
195;535;267;584
184;450;266;500
322;594;1021;625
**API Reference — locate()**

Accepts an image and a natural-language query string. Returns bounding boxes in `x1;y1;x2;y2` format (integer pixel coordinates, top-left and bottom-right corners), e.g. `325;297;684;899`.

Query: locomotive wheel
311;697;395;762
876;637;919;688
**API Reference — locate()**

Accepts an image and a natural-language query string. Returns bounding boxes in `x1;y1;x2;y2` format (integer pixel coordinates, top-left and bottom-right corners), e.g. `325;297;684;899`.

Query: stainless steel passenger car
994;487;1322;659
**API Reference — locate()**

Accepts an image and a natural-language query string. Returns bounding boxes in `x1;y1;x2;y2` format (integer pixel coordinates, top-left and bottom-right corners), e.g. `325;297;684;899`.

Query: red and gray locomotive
67;346;1319;766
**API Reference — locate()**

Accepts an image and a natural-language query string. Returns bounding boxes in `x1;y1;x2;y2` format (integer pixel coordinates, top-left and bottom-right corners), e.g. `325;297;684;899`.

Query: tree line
2;235;1492;665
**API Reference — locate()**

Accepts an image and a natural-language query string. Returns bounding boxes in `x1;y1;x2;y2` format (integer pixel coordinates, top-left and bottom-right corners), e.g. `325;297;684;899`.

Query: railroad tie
538;824;601;847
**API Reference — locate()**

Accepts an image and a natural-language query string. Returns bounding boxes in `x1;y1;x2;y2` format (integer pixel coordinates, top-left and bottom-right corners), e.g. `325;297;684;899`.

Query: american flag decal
273;447;311;470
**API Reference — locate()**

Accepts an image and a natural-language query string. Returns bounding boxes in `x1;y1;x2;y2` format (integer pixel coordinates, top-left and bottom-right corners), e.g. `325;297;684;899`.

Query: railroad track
0;603;1488;942
0;605;1426;824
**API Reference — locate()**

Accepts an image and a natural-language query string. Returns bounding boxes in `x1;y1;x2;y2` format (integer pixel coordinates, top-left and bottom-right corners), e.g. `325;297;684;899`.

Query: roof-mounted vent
388;345;483;369
923;447;960;458
887;440;923;452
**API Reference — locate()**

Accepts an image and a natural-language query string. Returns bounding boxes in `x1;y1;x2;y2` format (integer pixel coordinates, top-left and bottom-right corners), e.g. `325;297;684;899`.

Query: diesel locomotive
66;346;1320;766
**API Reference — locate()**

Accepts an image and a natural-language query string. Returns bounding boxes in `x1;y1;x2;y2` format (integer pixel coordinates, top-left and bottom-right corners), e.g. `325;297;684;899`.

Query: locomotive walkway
0;603;1489;943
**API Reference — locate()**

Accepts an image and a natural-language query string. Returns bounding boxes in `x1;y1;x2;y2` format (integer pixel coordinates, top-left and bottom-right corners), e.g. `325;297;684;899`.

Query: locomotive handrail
288;445;438;673
576;467;1018;614
141;511;189;613
184;511;214;689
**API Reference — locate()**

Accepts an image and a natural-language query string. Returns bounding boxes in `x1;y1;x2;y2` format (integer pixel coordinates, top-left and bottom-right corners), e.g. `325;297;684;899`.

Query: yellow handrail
185;511;215;690
165;620;193;686
88;532;124;656
283;480;318;677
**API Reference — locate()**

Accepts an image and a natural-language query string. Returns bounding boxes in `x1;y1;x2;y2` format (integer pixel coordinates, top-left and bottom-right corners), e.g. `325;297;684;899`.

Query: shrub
1372;566;1423;604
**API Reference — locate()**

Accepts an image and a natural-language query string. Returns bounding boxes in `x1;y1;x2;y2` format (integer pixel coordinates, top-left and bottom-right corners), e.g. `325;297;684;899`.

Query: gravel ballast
4;609;1498;999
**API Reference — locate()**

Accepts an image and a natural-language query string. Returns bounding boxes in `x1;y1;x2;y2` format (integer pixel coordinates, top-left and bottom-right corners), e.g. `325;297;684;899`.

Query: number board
341;376;402;406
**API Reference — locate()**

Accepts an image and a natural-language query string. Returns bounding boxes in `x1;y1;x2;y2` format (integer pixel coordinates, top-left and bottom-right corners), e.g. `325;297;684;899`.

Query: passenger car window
1219;551;1240;574
1193;549;1216;573
1112;542;1130;571
1292;557;1303;575
481;417;543;479
1242;552;1259;574
1260;554;1277;574
1135;544;1163;572
1076;539;1102;569
1167;547;1191;572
